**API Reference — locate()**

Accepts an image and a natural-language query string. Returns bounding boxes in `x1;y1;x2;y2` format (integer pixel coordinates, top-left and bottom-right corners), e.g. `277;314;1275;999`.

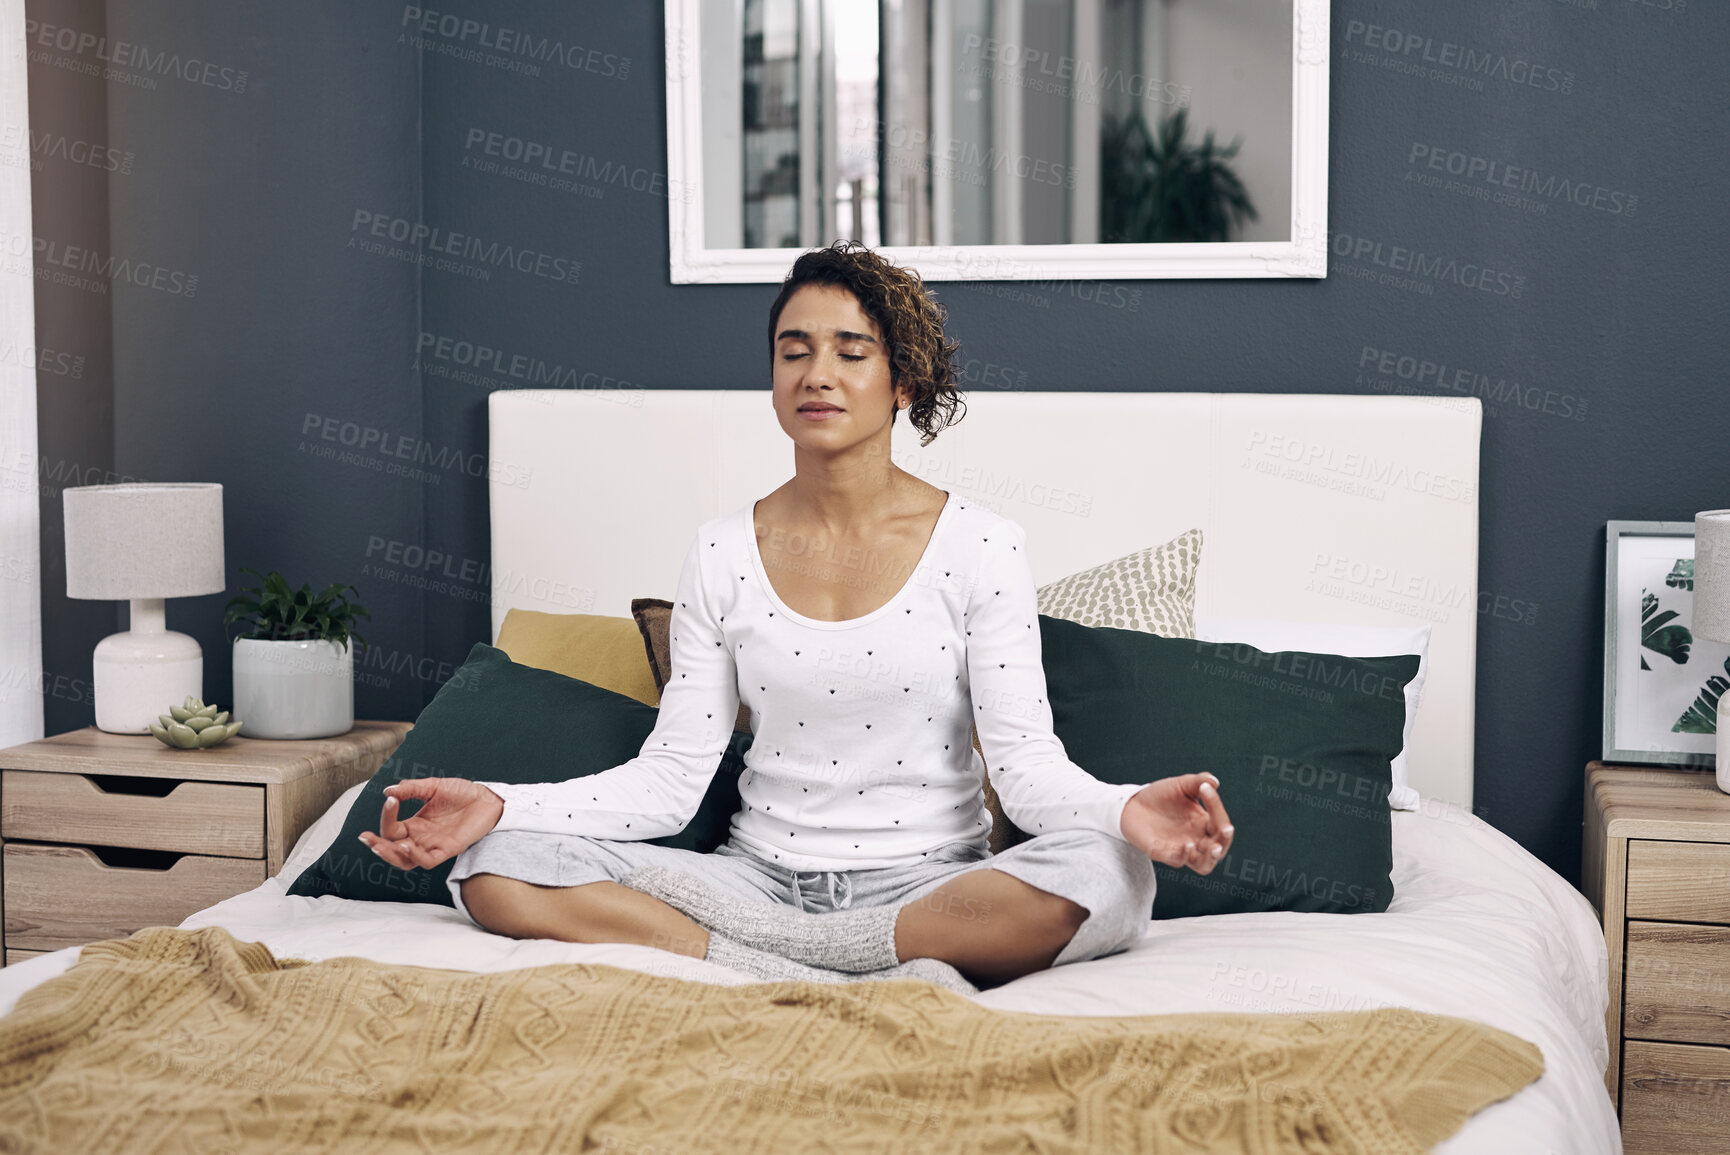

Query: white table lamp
63;483;226;733
1695;509;1730;793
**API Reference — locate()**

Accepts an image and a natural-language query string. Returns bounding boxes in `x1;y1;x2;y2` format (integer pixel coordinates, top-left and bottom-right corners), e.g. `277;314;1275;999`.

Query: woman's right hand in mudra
358;778;505;871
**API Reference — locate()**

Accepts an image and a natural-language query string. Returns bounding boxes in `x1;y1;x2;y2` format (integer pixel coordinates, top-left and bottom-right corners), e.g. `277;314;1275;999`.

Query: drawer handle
86;774;183;798
83;844;187;872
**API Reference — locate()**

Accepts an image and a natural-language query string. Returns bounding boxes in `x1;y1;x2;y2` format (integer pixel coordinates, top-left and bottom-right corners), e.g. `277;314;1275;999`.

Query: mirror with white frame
665;0;1328;283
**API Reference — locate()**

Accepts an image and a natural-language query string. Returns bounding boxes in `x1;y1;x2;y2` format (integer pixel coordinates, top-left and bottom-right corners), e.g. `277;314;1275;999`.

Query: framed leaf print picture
1604;520;1729;768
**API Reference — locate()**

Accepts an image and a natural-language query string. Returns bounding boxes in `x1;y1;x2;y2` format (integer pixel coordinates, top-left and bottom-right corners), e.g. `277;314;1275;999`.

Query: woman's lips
798;406;843;419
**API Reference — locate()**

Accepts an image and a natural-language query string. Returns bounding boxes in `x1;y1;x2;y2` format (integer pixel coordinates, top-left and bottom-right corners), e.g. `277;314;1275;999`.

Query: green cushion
286;642;749;906
1036;615;1420;918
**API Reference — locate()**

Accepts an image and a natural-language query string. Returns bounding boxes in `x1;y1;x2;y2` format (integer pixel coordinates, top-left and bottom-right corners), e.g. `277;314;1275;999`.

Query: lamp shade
1696;509;1730;645
63;483;226;600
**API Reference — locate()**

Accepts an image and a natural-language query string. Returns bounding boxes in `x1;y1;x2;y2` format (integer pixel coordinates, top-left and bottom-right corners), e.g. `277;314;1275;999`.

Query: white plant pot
1718;694;1729;796
232;638;354;740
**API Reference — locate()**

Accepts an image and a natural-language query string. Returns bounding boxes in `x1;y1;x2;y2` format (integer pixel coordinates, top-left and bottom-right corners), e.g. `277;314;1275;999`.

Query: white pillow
1191;615;1429;811
279;780;369;881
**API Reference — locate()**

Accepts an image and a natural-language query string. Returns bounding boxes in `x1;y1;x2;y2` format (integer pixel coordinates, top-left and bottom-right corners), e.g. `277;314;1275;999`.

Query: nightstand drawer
1620;1039;1730;1154
1625;921;1730;1046
1627;840;1730;923
1;769;264;858
2;842;267;951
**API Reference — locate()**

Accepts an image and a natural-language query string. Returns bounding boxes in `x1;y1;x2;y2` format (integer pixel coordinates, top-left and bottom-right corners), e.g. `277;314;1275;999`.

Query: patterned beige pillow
1033;527;1203;637
978;527;1205;852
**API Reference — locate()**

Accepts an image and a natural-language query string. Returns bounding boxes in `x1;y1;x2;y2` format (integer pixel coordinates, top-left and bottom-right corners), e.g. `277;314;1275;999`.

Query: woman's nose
802;352;840;387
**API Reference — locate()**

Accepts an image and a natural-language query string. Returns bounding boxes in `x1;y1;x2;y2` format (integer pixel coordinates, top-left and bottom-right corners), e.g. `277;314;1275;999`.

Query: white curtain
0;0;45;747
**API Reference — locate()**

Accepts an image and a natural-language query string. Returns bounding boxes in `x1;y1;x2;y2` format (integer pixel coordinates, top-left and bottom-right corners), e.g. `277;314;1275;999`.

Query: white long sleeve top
474;491;1143;871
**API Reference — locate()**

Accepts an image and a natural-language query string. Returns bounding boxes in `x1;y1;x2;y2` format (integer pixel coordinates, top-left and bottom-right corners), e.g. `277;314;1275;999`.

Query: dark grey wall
26;0;115;722
31;0;1730;886
29;0;427;722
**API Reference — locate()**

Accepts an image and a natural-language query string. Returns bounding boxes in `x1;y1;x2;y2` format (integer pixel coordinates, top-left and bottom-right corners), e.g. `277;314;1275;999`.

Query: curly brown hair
767;240;965;447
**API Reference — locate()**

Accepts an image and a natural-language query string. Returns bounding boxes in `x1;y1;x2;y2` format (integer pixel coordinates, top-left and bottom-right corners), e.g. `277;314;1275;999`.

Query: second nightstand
0;721;410;965
1582;760;1730;1155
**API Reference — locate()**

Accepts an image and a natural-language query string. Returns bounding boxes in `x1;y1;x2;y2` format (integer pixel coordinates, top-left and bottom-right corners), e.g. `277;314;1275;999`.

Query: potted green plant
223;568;370;739
1100;106;1257;243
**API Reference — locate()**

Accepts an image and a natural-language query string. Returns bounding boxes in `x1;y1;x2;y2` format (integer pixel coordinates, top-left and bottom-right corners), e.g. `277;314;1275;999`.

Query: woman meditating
360;241;1234;995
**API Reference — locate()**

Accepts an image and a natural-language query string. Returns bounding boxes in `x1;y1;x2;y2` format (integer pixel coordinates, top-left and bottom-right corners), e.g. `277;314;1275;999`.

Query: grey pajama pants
447;827;1158;969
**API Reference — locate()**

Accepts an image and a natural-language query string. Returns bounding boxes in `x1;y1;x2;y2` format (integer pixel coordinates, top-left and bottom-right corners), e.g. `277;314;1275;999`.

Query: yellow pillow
494;609;661;708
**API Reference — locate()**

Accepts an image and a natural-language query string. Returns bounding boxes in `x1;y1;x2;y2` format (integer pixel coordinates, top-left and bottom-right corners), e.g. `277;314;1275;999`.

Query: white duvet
0;788;1621;1154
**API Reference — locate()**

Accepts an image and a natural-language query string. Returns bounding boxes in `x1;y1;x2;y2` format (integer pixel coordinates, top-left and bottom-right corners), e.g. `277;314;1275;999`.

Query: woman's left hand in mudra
1120;772;1234;873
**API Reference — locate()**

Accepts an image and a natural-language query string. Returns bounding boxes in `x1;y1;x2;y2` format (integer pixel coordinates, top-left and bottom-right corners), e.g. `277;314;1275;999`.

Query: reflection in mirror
703;0;1293;251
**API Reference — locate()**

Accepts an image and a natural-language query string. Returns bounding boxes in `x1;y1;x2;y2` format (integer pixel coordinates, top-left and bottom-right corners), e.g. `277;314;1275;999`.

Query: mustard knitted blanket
0;926;1541;1154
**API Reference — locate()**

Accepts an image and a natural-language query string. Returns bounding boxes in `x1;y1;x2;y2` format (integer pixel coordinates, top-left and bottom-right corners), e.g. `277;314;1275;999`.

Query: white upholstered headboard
489;390;1482;808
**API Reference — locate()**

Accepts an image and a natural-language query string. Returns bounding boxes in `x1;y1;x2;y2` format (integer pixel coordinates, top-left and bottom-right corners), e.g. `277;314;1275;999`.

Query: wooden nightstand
1583;761;1730;1154
0;721;410;965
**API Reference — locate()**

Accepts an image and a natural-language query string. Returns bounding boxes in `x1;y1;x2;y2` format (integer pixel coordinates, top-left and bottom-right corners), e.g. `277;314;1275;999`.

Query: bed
0;390;1620;1153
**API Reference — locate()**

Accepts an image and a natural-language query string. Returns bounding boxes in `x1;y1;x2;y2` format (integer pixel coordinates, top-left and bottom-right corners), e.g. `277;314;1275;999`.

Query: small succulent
149;696;245;749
